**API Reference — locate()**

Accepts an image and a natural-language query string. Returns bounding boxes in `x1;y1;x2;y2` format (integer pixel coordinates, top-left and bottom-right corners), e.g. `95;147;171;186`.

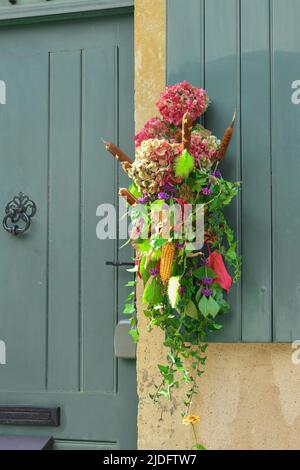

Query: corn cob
160;242;176;284
217;112;236;161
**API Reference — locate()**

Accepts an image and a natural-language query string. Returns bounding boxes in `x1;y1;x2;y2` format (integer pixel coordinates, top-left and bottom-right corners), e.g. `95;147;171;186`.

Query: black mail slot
0;406;60;426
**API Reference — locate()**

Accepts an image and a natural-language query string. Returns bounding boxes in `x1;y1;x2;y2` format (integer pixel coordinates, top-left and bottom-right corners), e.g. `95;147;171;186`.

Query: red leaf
207;251;232;294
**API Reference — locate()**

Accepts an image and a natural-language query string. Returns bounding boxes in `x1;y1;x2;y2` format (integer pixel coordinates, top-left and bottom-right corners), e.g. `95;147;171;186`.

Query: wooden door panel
0;13;136;449
0;51;49;391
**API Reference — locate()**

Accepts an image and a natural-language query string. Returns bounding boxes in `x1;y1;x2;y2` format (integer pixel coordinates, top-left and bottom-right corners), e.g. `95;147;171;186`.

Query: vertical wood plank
167;0;243;341
204;0;242;341
0;51;48;389
82;46;117;392
240;0;272;341
47;50;81;390
272;0;300;341
167;0;204;86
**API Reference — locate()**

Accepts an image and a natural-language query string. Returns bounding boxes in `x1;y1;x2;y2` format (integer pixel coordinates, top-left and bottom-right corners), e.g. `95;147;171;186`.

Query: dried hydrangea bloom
156;81;210;126
190;130;220;168
128;139;181;196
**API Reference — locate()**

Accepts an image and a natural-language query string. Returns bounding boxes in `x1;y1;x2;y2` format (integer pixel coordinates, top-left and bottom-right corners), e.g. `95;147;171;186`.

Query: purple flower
138;192;148;204
179;286;186;296
202;187;212;196
212;169;222;179
149;267;159;277
176;241;185;249
202;287;213;297
157;191;170;200
202;277;213;285
162;182;177;195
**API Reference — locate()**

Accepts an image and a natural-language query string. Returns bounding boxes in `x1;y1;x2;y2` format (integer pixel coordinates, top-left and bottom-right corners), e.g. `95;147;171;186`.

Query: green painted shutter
167;0;300;342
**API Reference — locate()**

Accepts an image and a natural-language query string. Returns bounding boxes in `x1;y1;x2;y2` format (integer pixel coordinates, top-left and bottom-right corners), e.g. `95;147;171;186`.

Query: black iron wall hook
3;192;37;236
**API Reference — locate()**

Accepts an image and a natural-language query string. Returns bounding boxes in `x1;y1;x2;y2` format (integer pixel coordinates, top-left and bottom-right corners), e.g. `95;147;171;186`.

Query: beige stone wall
135;0;300;450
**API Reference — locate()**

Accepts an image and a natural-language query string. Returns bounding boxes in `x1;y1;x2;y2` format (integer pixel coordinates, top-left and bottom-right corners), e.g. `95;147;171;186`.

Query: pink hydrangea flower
190;133;220;162
156;81;210;126
134;117;174;148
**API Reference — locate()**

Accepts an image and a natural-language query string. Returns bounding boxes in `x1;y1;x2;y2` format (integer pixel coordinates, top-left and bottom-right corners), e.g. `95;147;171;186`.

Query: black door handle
105;261;135;267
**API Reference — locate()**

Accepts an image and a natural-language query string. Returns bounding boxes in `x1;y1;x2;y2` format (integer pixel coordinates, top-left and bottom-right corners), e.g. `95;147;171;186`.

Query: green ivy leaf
123;303;135;315
129;329;139;343
209;322;223;331
198;296;209;317
142;277;163;306
150;237;168;250
184;300;198;319
193;267;217;280
158;364;169;375
207;297;220;318
135;239;151;253
140;255;156;285
198;296;220;318
195;287;202;304
193;444;206;451
126;280;136;287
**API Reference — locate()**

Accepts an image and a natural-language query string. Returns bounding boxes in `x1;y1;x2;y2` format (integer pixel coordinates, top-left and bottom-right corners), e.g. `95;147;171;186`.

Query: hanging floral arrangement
103;81;241;450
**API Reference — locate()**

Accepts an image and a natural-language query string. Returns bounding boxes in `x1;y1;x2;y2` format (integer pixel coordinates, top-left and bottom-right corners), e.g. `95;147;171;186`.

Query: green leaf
207;297;220;318
123;303;135;315
174;149;195;178
193;267;206;280
139;255;156;285
199;296;220;318
184;300;198;319
168;276;181;308
129;182;142;199
198;296;209;317
193;444;206;451
193;267;217;280
158;364;169;375
195;287;202;304
142;277;163;306
129;329;139;343
126;280;136;287
150;237;168;250
209;322;223;331
135;239;151;253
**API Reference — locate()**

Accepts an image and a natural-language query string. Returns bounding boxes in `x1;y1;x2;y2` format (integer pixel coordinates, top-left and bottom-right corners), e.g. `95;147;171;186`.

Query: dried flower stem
182;112;194;151
119;188;137;206
102;139;133;164
216;112;236;161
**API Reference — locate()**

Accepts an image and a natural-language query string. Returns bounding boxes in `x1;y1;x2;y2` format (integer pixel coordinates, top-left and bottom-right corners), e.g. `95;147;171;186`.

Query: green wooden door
0;12;136;449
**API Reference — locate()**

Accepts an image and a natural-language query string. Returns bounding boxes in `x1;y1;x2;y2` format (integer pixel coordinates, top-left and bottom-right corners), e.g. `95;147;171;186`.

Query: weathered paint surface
135;0;300;450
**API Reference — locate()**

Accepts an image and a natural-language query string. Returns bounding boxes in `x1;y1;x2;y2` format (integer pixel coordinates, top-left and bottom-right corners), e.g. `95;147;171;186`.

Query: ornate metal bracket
3;192;37;236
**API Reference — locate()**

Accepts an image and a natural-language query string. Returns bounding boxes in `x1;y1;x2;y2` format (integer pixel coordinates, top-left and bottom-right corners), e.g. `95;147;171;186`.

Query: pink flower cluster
147;139;181;167
156;81;210;126
134;118;173;148
190;133;220;162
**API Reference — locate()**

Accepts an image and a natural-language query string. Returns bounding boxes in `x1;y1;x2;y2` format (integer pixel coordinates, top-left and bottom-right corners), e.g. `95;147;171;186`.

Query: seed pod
217;112;236;161
160;242;176;284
